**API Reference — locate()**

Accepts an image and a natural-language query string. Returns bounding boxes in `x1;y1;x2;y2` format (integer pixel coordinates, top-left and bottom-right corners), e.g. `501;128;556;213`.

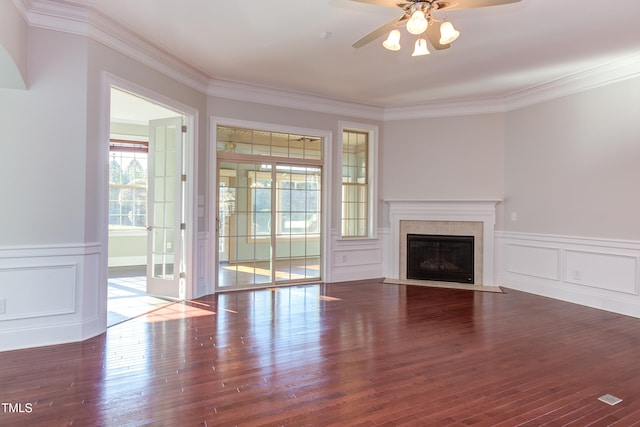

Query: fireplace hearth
406;234;474;284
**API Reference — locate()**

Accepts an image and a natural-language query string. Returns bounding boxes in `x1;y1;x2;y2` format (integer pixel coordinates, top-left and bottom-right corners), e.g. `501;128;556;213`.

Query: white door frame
209;116;332;293
101;73;199;325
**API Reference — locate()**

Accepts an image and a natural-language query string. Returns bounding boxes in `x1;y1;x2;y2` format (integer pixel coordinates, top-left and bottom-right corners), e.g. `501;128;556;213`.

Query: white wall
500;76;640;318
0;26;96;351
504;76;640;240
0;0;27;88
1;27;88;246
381;114;506;226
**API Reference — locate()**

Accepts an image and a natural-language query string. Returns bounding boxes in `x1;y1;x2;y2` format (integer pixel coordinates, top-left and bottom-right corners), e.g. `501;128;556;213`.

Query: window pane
216;126;323;162
341;130;369;237
305;138;322;160
109;147;148;230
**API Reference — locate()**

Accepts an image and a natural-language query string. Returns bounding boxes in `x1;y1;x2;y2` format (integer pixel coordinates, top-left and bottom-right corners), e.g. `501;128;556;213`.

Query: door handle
146;225;153;231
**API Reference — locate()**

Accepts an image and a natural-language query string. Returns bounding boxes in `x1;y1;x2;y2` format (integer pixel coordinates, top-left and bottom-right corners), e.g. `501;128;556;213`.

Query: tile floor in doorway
108;267;174;327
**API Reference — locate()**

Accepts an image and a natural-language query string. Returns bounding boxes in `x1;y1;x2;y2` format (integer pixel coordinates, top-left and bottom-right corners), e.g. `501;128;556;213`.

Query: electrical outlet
573;270;581;281
510;212;517;221
0;298;6;314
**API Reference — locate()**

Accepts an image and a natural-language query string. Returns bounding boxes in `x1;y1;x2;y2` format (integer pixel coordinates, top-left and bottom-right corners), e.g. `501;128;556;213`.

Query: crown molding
19;0;89;35
86;11;210;93
19;0;209;93
13;0;640;121
501;54;640;111
207;79;385;121
209;53;640;121
382;98;507;121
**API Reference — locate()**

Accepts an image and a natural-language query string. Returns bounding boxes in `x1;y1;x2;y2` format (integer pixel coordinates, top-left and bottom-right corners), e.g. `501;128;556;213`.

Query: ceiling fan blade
425;20;450;50
437;0;520;11
352;15;408;48
349;0;404;8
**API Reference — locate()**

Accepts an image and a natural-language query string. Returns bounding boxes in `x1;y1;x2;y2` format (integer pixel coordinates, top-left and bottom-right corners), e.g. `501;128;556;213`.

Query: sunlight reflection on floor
142;302;216;322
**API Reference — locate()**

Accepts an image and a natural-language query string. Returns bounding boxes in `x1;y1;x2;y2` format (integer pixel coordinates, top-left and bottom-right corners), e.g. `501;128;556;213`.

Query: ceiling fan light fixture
383;29;401;51
406;10;429;35
439;21;460;44
411;37;430;56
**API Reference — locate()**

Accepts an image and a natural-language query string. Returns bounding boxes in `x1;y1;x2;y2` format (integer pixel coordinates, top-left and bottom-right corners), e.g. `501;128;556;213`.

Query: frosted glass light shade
383;30;401;51
412;37;430;56
406;10;428;35
439;21;460;44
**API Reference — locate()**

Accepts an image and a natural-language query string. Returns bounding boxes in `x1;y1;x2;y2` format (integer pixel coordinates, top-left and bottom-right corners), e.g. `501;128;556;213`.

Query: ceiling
38;1;640;108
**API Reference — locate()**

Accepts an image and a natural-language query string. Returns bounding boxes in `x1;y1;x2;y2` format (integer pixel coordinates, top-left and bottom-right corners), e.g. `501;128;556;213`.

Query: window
340;123;377;238
108;139;148;229
248;166;321;237
217;126;322;161
215;121;325;288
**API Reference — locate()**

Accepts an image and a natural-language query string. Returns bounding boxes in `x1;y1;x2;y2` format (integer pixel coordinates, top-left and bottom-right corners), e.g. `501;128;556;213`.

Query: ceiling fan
351;0;521;56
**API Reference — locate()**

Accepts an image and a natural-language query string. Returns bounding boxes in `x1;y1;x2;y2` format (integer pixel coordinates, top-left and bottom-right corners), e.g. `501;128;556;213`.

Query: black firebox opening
406;234;474;284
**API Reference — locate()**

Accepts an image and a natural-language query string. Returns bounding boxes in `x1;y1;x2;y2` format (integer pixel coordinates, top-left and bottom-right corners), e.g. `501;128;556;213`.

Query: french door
146;117;185;298
217;161;322;289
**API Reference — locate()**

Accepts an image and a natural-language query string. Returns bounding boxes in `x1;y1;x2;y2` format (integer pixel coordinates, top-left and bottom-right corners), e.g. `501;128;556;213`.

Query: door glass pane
153;229;164;253
155;152;165;175
166;229;174;254
166;152;177;176
216;129;323;290
153;254;164;278
154;178;165;201
165;179;176;202
154;204;164;225
165;202;175;225
166;127;176;151
274;165;321;283
218;162;273;288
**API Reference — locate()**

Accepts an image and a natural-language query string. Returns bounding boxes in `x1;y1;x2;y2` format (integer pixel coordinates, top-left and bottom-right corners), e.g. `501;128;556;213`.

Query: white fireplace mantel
386;199;500;285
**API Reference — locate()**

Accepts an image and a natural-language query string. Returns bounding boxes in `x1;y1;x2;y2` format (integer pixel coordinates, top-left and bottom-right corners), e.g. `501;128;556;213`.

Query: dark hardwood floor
2;279;640;426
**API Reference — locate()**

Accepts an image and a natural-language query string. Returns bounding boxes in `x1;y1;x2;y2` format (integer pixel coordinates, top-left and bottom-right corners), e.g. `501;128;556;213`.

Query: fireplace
386;200;500;286
407;234;474;283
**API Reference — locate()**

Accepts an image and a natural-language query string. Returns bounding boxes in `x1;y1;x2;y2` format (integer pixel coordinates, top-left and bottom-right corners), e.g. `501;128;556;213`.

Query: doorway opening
107;86;188;326
215;125;324;290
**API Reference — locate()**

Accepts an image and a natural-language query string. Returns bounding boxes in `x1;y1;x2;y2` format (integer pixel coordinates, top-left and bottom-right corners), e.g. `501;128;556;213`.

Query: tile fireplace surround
386;200;500;286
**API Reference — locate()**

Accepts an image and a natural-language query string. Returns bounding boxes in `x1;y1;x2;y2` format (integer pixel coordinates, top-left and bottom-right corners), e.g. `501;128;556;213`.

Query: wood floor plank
2;281;640;426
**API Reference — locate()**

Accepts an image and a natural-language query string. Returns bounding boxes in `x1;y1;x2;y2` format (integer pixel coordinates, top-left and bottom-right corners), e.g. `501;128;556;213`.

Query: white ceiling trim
207;78;385;121
15;0;640;121
21;0;210;93
382;54;640;120
21;0;89;35
502;54;640;111
87;11;210;93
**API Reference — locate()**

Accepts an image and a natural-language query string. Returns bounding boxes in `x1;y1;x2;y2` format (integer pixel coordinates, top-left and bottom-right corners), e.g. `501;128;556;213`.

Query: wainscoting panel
0;243;102;351
0;264;76;321
498;232;640;318
564;249;638;294
505;244;561;281
327;230;385;283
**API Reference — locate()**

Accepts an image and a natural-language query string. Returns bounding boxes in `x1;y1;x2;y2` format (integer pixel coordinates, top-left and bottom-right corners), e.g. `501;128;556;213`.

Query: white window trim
338;121;378;240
